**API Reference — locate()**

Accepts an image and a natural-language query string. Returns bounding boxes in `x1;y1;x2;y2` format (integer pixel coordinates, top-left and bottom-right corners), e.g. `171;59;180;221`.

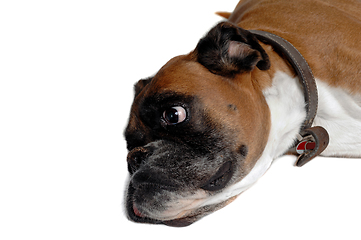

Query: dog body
226;0;361;158
125;0;361;227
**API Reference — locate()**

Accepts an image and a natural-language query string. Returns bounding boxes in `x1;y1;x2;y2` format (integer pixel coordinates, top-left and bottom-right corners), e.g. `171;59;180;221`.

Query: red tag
296;141;316;154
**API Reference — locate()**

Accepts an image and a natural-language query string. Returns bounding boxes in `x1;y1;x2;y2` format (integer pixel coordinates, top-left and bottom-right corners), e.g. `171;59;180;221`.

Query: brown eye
163;106;187;125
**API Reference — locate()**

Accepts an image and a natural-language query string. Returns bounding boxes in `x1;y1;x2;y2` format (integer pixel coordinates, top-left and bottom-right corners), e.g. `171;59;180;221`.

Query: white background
1;0;361;239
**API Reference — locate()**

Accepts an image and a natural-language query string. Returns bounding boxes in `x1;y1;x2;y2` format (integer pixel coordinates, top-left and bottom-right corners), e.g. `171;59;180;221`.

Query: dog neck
198;70;307;208
252;30;329;166
250;30;318;130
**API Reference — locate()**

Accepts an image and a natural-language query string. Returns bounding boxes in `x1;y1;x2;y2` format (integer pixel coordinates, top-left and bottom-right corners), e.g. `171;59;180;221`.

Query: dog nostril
127;147;150;174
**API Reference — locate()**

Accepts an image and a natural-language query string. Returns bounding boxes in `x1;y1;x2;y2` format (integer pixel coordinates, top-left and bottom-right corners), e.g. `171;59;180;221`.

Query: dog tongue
133;203;144;218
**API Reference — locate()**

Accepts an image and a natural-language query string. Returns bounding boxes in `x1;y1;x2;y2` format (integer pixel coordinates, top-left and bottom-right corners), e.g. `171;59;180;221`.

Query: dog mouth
126;161;235;227
126;162;233;227
126;184;161;225
126;184;197;227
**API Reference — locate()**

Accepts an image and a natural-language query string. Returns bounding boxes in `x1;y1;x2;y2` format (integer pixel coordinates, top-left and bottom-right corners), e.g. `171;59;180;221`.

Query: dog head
124;22;272;227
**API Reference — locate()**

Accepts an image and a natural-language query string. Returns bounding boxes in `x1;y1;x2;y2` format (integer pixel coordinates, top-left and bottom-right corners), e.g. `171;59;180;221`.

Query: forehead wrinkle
151;57;221;94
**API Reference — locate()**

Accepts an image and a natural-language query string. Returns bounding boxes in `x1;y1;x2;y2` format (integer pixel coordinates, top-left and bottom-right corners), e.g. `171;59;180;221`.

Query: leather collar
249;30;329;166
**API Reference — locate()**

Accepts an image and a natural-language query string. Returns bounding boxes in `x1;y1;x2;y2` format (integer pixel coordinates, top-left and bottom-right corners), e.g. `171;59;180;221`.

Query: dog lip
126;184;162;225
127;183;198;227
132;203;145;218
130;200;195;227
163;216;195;227
201;161;233;191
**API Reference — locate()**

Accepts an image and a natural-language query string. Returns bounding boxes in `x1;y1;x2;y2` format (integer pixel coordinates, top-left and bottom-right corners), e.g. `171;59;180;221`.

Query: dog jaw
127;180;240;227
125;137;246;226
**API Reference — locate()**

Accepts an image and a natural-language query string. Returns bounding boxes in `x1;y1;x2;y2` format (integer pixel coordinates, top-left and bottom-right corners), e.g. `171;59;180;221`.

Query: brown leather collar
249;30;329;166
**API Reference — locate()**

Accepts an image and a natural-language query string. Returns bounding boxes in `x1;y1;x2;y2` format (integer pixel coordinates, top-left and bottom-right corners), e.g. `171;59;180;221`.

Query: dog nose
127;146;150;174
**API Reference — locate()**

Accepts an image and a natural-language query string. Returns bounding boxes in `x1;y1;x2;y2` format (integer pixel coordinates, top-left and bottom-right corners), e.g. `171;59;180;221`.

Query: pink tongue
133;203;144;217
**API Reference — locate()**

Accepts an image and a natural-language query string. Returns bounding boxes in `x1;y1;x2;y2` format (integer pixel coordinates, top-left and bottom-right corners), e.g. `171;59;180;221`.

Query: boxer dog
124;0;361;227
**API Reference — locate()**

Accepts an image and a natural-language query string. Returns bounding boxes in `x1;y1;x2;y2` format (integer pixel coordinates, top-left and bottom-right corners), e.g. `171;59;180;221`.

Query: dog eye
162;106;187;125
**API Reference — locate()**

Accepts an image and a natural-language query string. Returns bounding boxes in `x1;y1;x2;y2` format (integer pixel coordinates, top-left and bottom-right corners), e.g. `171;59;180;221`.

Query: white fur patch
313;80;361;157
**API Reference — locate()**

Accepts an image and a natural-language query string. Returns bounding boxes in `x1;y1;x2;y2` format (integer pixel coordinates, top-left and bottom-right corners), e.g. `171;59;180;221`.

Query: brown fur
149;54;271;167
224;0;361;94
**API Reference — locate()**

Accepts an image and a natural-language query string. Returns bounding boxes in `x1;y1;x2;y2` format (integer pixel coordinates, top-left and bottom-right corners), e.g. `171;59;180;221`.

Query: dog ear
134;77;152;98
195;22;270;77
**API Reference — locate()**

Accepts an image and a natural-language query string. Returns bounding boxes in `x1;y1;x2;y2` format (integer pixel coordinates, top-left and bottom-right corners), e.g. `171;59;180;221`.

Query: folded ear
195;22;270;77
134;77;152;98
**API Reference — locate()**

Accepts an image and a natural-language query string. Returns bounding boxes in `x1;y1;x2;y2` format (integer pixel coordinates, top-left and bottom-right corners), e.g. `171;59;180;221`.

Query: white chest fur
314;80;361;157
263;72;361;159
